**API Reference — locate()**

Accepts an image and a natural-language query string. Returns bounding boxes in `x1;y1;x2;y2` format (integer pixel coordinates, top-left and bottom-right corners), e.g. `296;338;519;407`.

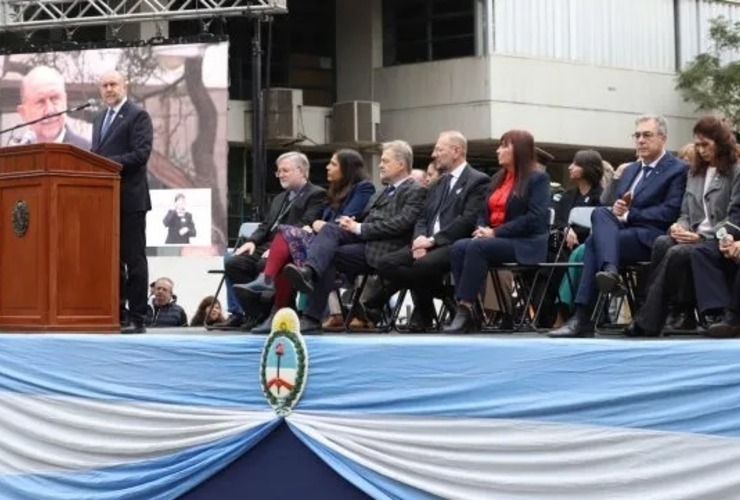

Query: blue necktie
101;108;115;137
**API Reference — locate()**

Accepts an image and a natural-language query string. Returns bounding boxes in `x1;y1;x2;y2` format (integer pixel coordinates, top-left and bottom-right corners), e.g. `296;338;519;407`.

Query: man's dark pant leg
690;240;733;313
575;209;650;310
304;243;370;321
120;211;149;324
637;239;694;332
224;243;269;317
305;223;358;275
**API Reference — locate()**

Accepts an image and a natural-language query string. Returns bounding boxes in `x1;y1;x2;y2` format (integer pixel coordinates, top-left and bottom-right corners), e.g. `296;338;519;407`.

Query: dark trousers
636;235;695;332
575;208;652;308
376;245;452;311
304;224;371;321
450;237;517;302
224;242;269;315
690;240;738;315
120;211;149;323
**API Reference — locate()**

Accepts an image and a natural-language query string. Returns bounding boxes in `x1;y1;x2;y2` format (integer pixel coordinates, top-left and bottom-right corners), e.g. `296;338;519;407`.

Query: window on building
383;0;475;66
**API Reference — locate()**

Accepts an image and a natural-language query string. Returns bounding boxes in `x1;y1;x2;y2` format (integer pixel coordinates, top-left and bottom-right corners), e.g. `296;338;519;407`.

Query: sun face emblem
260;308;308;416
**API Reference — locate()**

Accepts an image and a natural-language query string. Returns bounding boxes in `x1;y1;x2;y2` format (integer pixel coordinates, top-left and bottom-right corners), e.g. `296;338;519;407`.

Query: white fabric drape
0;391;274;474
290;411;740;500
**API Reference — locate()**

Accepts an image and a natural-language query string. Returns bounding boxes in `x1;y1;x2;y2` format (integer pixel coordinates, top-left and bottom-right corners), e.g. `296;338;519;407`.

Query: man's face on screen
99;71;126;108
17;67;68;143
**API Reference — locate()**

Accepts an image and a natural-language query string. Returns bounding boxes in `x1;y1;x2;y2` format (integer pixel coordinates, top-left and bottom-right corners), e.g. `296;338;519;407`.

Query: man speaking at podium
16;65;91;149
92;70;154;334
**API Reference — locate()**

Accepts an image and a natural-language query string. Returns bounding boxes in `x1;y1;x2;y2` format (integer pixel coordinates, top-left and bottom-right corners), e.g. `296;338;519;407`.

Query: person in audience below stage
236;149;375;333
426;161;442;185
626;116;740;336
369;131;489;331
15;65;91;149
283;140;427;333
190;296;225;327
145;277;188;327
411;168;429;187
213;152;327;331
444;130;551;333
549;114;688;338
92;70;154;334
163;193;197;244
550;150;604;323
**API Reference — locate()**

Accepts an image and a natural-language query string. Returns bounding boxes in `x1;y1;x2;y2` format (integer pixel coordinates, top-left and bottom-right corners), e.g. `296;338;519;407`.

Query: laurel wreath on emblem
12;200;29;238
260;308;308;416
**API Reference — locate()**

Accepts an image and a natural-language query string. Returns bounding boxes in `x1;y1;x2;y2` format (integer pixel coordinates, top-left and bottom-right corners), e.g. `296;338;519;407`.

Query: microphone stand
0;102;93;138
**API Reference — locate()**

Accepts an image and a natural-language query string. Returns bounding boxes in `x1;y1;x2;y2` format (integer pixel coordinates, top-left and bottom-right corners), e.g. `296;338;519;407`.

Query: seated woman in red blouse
444;129;551;333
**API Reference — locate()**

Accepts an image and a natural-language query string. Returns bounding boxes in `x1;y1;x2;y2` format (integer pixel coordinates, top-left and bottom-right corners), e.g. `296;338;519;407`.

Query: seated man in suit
215;152;326;330
690;191;740;338
549;114;688;338
283;140;427;332
16;65;91;149
369;131;489;331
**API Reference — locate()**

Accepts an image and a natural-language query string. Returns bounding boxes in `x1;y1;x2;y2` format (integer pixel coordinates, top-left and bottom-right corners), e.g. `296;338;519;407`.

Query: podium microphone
69;99;96;112
0;99;97;141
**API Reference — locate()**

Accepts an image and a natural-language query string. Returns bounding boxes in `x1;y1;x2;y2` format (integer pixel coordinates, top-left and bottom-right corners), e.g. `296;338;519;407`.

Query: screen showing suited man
14;66;91;150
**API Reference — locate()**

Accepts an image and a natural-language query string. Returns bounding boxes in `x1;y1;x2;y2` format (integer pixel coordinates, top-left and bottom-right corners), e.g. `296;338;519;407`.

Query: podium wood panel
0;144;121;332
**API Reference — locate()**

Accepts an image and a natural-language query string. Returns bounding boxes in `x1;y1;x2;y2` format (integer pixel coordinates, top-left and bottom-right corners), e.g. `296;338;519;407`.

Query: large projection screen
0;42;229;256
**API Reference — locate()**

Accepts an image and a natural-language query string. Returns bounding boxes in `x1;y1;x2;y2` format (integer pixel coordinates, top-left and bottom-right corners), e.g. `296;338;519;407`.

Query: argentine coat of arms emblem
260;308;309;415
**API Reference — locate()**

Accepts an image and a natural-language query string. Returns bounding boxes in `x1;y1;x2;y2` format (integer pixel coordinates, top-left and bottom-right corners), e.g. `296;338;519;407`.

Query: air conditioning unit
264;88;302;142
332;101;380;144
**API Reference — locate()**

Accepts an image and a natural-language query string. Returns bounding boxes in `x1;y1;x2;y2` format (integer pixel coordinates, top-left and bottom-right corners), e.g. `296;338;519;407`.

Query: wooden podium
0;143;121;332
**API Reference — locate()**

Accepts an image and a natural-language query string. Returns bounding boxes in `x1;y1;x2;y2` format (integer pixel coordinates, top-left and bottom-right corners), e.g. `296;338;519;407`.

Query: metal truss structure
0;0;287;32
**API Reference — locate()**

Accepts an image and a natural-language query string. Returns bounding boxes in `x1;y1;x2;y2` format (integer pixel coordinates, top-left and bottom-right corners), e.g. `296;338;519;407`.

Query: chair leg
344;275;369;331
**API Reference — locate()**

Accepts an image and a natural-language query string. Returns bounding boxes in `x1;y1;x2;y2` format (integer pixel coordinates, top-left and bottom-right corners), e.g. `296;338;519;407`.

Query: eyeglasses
275;168;295;177
631;131;658;140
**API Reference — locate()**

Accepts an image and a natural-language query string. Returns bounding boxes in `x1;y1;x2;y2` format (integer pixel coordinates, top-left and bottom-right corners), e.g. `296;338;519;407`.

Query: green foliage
676;16;740;129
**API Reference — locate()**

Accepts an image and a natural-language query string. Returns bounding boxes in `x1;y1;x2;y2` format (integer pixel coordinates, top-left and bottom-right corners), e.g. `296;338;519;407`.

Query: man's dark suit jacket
357;178;427;268
91;100;154;213
247;183;327;247
414;164;489;247
477;170;552;265
612;154;688;246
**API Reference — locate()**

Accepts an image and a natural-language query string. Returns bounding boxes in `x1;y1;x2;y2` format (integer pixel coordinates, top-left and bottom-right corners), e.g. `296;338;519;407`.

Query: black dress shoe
595;271;623;295
705;319;740;338
547;316;595;338
623;321;658;338
442;305;479;334
665;311;697;332
121;323;146;334
251;312;275;334
407;308;434;333
211;314;245;330
299;316;323;334
283;264;315;294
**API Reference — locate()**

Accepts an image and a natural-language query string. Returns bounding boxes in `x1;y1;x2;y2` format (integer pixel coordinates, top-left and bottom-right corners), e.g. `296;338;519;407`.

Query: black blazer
163;210;196;244
91;100;154;213
414;164;490;247
359;178;427;268
478;170;551;265
554;185;603;243
247;182;327;247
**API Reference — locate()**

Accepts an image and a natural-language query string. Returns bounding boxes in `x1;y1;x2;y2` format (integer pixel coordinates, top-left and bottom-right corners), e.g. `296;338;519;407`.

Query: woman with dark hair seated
238;148;375;332
444;130;551;333
627;115;740;336
553;150;605;318
190;296;225;327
